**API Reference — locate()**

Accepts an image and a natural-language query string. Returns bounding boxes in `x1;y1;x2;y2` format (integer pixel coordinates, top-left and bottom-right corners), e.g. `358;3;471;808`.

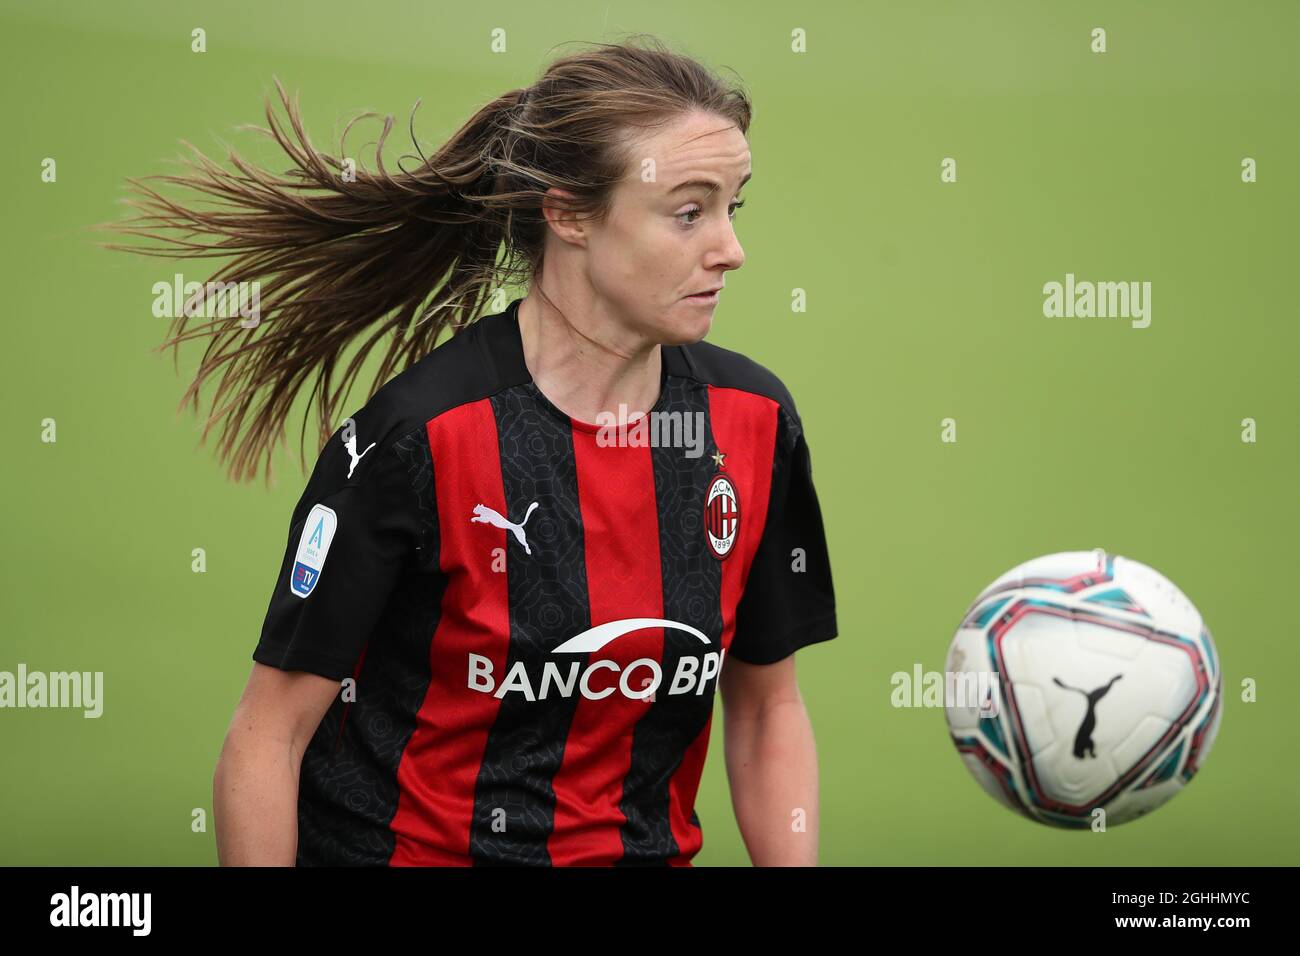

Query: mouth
685;287;722;304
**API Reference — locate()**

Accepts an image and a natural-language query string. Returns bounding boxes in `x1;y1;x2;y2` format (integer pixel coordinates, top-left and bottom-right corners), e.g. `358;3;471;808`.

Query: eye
676;199;746;227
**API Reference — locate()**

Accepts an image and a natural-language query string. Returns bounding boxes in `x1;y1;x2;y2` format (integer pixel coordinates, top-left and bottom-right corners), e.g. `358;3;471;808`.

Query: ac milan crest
704;472;740;560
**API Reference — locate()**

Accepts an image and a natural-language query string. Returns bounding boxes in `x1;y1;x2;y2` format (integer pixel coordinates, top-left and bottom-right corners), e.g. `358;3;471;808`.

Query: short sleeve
730;416;837;665
252;420;432;681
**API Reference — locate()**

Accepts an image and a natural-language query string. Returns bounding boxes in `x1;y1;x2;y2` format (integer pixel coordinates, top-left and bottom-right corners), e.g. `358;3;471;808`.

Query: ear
539;187;592;249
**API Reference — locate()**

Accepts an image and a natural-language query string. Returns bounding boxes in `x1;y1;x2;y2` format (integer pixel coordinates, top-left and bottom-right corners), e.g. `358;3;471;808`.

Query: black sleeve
730;413;838;664
251;420;432;681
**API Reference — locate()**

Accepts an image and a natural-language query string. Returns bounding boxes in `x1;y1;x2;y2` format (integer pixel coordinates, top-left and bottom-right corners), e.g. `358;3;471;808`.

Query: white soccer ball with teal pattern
945;550;1222;828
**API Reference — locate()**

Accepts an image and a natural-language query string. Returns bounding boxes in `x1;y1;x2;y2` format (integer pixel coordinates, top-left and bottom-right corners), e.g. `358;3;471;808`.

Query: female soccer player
113;37;837;866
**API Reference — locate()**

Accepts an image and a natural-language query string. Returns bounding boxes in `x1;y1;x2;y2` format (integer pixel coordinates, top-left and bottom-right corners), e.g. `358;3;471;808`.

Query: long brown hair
94;35;751;485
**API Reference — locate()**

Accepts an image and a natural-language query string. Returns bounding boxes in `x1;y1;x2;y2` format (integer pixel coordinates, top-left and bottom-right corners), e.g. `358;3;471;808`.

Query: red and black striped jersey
253;297;837;866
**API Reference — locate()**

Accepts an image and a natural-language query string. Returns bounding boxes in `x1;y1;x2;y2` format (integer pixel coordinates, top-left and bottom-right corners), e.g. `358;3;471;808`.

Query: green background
2;0;1295;865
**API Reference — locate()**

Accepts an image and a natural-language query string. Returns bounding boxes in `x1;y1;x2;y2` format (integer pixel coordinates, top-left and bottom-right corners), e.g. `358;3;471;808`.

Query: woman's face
581;110;751;346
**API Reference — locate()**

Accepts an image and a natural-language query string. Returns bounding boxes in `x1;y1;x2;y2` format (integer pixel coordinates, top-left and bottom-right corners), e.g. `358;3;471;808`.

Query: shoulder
310;310;522;490
673;338;803;432
344;310;525;455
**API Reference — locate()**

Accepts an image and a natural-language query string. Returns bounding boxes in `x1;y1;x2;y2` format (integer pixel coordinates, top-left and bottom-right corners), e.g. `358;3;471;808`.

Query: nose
708;218;745;273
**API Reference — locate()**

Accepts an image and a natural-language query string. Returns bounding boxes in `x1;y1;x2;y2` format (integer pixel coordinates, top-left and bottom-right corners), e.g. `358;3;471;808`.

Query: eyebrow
668;171;752;195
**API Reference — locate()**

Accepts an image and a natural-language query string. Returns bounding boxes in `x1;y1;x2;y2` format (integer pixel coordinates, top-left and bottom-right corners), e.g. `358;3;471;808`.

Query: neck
516;285;662;426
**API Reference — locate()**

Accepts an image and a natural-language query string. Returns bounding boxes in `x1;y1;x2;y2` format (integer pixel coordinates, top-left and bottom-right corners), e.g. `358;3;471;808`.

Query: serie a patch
291;504;338;598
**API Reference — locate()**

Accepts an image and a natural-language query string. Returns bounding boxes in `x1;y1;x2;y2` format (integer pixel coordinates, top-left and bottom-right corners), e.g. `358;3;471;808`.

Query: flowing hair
93;35;751;485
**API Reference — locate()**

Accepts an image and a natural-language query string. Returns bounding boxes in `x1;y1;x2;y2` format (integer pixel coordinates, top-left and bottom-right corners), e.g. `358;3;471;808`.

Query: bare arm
720;654;819;866
213;662;341;866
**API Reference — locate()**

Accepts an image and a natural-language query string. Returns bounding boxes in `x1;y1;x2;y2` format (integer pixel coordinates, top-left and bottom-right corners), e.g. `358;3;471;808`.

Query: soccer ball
944;549;1222;828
